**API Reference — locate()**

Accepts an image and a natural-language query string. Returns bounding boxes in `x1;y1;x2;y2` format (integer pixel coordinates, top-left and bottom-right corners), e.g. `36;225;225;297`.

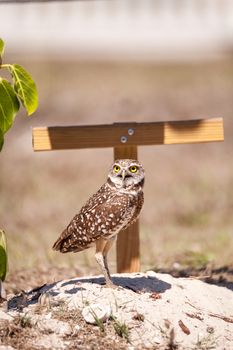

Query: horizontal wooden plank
32;117;224;151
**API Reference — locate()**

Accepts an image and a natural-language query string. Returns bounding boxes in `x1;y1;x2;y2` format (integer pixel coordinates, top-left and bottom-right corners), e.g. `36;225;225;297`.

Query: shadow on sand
8;274;171;310
157;266;233;292
61;274;172;294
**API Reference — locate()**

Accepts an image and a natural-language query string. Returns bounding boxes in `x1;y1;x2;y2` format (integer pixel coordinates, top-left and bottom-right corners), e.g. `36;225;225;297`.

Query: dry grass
1;57;233;279
0;307;129;350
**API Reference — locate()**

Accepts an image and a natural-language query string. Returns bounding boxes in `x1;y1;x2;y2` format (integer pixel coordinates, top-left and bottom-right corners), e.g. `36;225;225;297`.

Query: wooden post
114;146;140;273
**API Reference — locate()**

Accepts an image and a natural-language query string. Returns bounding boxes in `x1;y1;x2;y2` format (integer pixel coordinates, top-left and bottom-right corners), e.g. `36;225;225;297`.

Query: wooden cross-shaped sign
33;117;224;273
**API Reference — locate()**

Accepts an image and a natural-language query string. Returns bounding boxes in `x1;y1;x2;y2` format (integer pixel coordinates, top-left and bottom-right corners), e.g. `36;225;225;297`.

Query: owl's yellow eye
113;165;120;173
129;166;138;173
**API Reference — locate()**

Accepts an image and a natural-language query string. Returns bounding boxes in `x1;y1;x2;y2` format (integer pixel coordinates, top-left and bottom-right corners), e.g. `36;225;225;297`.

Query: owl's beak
121;169;126;180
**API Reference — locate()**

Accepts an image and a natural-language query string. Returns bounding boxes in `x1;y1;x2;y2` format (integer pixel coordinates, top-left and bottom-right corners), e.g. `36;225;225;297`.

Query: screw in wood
120;136;128;143
128;128;134;136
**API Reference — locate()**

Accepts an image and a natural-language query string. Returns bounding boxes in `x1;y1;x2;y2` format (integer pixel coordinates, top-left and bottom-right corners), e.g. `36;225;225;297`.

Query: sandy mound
1;271;233;349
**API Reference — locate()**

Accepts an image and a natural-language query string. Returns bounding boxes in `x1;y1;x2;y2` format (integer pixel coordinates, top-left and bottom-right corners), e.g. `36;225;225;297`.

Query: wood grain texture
32;118;224;151
114;146;140;273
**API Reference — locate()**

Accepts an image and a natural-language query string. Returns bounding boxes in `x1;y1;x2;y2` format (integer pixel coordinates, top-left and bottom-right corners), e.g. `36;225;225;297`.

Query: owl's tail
52;237;63;251
52;228;73;253
52;229;84;253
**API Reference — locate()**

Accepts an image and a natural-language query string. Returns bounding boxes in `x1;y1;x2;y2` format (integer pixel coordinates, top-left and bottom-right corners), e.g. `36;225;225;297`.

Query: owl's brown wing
52;187;134;253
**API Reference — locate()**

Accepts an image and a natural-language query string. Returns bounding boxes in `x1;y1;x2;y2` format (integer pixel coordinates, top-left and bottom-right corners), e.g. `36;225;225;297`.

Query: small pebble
0;310;13;321
207;326;214;334
146;271;157;278
82;303;111;324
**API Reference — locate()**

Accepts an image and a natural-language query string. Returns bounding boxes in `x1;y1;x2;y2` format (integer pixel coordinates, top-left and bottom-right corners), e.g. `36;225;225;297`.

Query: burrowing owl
53;159;145;286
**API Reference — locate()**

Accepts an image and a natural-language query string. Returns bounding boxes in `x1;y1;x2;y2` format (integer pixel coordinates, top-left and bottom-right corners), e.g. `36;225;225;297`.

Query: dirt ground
0;310;129;350
2;261;232;349
1;269;233;350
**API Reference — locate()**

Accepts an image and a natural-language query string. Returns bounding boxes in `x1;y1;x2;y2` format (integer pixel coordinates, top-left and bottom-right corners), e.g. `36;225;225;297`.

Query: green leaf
0;38;4;57
8;64;38;116
0;38;4;66
0;78;20;134
0;129;4;151
0;230;7;282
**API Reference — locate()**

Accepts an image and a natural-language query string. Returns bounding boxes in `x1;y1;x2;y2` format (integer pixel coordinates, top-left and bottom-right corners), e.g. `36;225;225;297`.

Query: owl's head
108;159;145;189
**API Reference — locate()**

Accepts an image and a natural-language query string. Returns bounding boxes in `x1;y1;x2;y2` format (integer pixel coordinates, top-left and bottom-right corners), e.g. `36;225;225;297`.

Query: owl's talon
104;282;121;290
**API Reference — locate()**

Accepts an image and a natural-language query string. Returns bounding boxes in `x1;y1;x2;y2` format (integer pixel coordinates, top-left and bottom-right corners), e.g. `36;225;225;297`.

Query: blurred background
0;0;233;288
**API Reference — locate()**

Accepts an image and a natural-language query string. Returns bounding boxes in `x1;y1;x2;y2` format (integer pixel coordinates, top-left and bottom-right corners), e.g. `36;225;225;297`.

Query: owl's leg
103;237;116;285
95;238;115;287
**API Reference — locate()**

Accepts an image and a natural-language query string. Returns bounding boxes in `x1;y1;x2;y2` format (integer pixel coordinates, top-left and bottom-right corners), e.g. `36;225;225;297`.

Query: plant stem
0;279;6;300
0;64;12;69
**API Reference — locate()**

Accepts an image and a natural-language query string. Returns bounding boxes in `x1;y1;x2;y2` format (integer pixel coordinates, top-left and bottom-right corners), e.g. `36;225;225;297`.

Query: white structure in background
0;0;233;61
